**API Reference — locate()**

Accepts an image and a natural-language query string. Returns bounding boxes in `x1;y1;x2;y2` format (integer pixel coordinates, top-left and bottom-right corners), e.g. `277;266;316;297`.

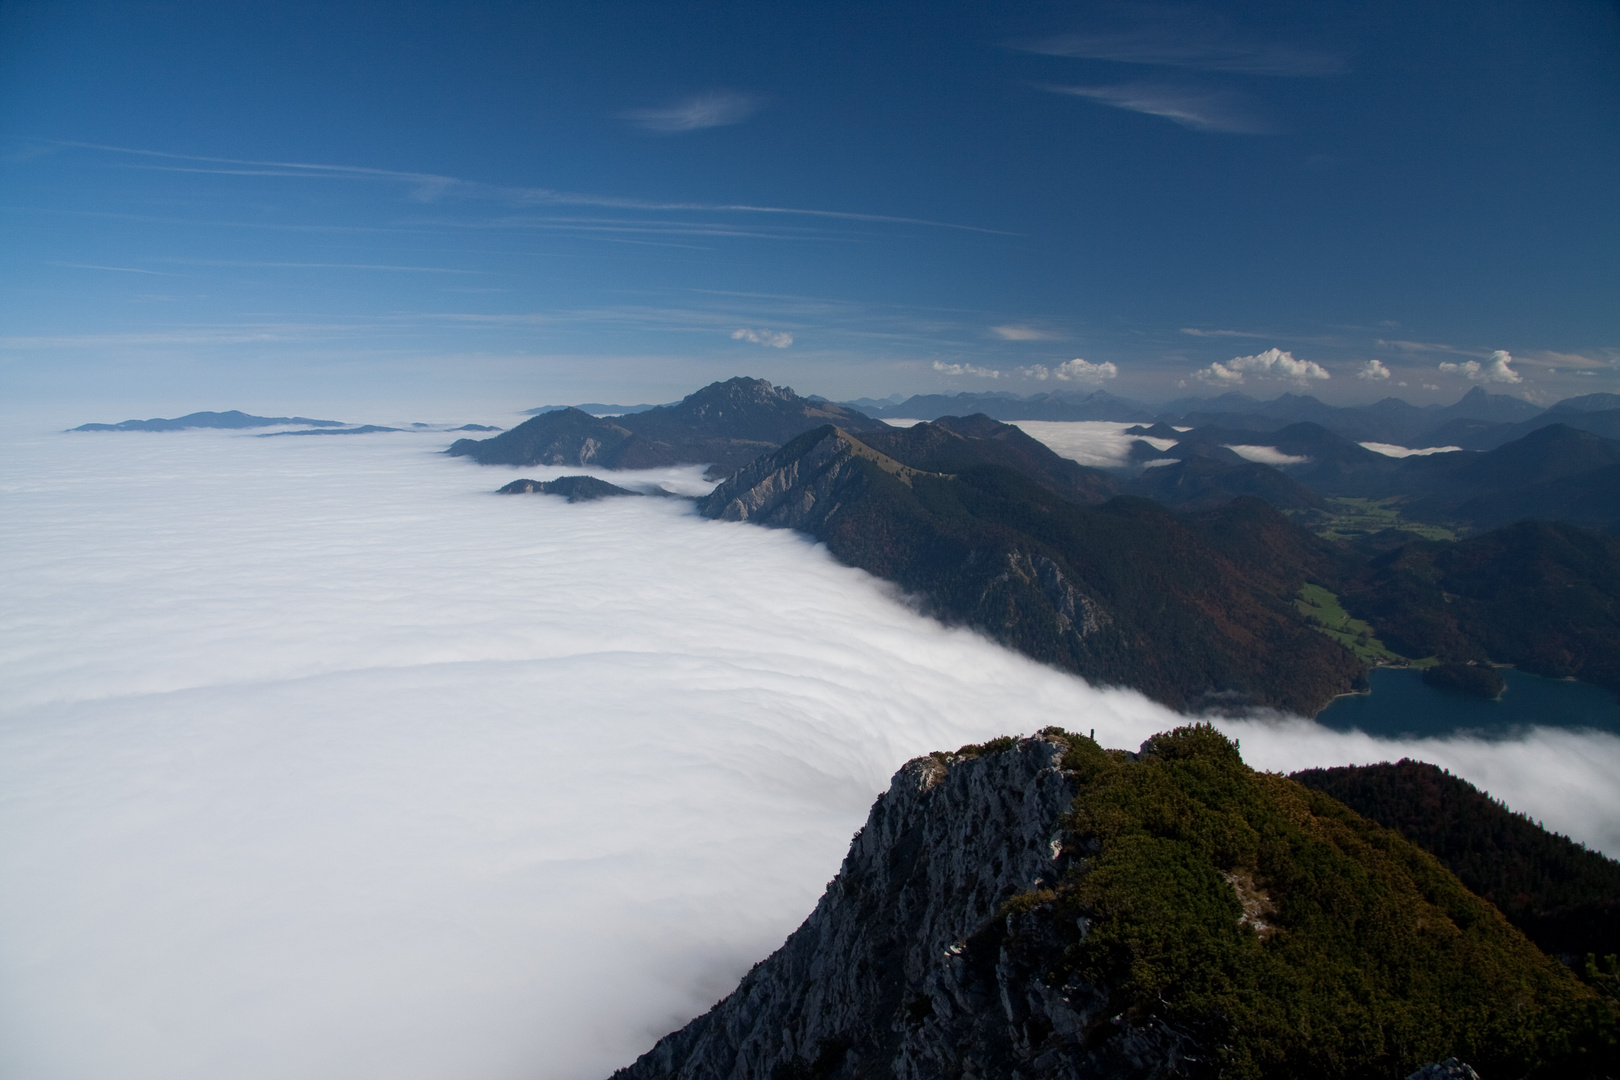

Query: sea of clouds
2;423;1617;1080
1008;421;1177;467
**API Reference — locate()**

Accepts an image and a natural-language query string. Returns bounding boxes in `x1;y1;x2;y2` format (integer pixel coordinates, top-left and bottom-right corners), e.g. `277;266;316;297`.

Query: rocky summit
614;729;1610;1080
448;377;882;473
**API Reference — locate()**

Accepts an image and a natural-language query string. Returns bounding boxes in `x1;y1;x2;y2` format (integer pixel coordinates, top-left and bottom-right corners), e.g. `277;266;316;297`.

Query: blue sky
2;0;1617;414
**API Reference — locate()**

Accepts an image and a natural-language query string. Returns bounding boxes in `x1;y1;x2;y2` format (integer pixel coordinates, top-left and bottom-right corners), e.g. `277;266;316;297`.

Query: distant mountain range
838;385;1620;452
72;410;347;431
845;388;1156;423
1120;420;1620;534
457;376;1620;713
449;377;884;474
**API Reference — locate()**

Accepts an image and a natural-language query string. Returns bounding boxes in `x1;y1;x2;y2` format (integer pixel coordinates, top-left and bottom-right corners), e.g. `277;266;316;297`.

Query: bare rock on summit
612;736;1205;1080
613;727;1607;1080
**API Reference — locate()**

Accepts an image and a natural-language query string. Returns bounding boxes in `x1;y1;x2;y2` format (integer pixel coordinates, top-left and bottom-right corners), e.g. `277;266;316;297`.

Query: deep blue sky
2;0;1617;413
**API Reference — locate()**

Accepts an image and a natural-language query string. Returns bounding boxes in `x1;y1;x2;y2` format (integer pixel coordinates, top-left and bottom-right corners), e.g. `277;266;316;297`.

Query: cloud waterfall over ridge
1;425;1616;1079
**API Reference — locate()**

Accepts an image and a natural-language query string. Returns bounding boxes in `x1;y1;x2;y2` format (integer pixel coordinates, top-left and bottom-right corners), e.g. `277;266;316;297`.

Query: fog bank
1;426;1614;1079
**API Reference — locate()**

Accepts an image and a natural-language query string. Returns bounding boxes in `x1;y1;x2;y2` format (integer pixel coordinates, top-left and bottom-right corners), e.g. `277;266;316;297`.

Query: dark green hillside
1014;726;1614;1079
858;414;1121;504
1292;760;1620;968
1127;456;1325;512
495;475;641;502
449;406;633;466
703;427;1364;712
1340;520;1620;694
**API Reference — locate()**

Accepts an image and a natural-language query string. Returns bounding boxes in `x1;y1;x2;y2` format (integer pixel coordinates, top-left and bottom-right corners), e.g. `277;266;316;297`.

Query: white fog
2;424;1616;1080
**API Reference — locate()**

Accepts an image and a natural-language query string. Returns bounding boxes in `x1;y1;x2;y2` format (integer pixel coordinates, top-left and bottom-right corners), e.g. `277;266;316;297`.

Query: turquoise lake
1315;667;1620;739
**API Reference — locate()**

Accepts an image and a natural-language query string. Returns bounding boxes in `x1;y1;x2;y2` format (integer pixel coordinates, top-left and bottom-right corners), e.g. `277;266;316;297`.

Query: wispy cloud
731;327;793;348
622;91;764;133
167;259;483;274
1520;349;1619;372
57;142;1010;235
1041;81;1269;133
50;262;181;276
1179;327;1268;338
990;324;1061;341
1019;26;1344;77
1377;338;1468;355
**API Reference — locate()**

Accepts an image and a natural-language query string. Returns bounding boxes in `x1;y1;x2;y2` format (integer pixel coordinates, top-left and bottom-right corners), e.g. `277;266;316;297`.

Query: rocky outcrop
697;426;922;531
1405;1060;1481;1080
989;550;1108;640
612;737;1204;1080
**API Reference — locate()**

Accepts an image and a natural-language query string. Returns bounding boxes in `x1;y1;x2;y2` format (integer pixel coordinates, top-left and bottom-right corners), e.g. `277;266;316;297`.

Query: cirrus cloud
623;91;764;134
990;324;1061;341
1041;81;1270;134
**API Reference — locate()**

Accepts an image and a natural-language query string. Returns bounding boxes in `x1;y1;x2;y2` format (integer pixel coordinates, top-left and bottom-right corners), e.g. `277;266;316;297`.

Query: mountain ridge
449;377;882;473
613;729;1612;1080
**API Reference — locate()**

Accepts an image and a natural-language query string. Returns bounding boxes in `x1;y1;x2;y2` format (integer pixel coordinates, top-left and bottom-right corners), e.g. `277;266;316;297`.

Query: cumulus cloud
731;327;793;348
1356;359;1391;381
1194;360;1247;386
933;360;1002;378
1195;347;1329;385
2;425;1614;1079
623;91;763;133
1439;350;1522;385
1022;357;1119;383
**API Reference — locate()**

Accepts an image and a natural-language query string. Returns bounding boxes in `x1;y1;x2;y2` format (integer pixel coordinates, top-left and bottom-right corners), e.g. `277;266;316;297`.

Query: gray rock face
992;551;1108;640
698;427;878;530
612;738;1205;1080
1404;1059;1481;1080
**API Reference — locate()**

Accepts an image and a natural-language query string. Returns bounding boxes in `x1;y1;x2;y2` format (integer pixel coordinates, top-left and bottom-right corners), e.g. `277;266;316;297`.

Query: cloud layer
1;424;1614;1079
